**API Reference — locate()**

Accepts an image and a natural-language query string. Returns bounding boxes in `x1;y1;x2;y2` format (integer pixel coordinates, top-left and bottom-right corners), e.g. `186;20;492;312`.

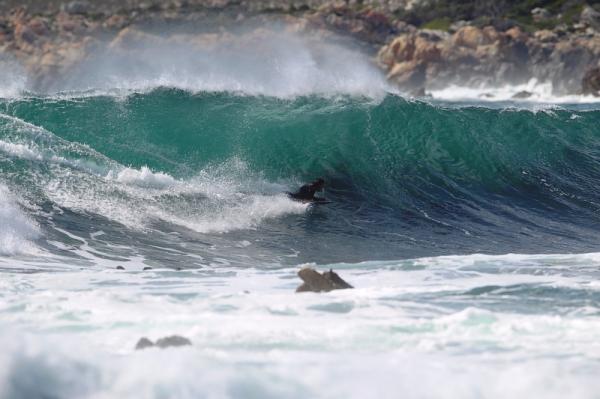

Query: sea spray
22;28;393;99
0;185;39;255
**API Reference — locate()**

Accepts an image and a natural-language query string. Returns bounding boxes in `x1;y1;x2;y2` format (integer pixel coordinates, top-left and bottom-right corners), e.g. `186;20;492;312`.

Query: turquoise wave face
1;89;600;263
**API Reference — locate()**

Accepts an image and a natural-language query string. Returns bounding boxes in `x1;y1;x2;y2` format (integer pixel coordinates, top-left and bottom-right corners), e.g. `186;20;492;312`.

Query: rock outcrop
296;267;353;293
135;335;192;350
582;66;600;96
581;5;600;31
1;1;600;96
378;24;600;94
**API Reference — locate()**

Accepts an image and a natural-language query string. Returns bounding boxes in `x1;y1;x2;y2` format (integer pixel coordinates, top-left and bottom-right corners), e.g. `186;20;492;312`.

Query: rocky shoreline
378;19;600;96
1;0;600;96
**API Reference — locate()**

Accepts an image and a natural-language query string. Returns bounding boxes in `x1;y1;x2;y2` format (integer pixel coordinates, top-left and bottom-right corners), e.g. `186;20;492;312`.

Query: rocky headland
1;0;600;96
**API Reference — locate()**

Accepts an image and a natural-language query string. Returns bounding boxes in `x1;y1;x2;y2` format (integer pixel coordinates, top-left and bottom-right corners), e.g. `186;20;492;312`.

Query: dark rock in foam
296;267;353;293
135;337;154;350
156;335;192;348
135;335;192;350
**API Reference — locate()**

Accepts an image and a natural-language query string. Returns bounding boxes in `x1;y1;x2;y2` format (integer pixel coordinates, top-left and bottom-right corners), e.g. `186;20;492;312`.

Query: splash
37;27;393;99
0;58;26;99
428;78;600;104
0;185;39;255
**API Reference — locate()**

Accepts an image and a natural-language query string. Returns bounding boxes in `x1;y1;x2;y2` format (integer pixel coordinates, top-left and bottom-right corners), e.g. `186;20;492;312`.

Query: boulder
582;66;600;95
387;60;426;87
296;267;353;293
56;12;88;35
531;7;551;23
27;18;49;36
414;36;441;62
505;26;528;42
61;1;91;15
581;5;600;30
453;26;487;48
14;21;36;45
474;42;500;60
449;20;469;33
135;335;192;350
482;26;500;44
135;337;154;350
534;29;557;43
380;34;415;65
156;335;192;348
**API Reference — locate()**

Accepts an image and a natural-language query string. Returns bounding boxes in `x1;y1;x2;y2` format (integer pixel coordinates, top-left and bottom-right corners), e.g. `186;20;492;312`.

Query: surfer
288;178;326;202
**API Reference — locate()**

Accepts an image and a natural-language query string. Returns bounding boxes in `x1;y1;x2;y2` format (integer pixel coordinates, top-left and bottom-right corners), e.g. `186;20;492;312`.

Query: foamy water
1;253;599;398
429;79;600;104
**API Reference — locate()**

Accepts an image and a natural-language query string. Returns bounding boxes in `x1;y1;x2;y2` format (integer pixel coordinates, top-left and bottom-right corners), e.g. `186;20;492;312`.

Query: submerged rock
296;267;353;293
135;335;192;350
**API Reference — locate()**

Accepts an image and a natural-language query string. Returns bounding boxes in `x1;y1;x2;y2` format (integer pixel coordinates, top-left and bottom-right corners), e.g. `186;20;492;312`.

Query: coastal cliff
1;0;600;96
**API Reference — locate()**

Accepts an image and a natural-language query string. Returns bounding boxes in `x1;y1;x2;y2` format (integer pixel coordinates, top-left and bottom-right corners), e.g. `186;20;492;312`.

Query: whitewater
1;29;600;399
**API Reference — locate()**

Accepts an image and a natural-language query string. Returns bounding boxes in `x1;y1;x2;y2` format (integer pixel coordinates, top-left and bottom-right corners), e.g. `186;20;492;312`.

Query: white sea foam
0;185;39;255
166;193;308;233
2;115;304;234
0;331;597;399
0;140;43;161
429;78;600;104
1;252;600;398
0;117;303;233
106;166;178;189
43;157;307;232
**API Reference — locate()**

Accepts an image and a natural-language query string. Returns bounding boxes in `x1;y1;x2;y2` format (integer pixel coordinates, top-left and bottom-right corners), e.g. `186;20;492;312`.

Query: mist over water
20;27;392;99
1;22;600;399
0;58;26;99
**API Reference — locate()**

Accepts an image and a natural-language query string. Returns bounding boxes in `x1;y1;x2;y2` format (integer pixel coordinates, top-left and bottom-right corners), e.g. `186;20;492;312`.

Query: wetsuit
288;184;318;201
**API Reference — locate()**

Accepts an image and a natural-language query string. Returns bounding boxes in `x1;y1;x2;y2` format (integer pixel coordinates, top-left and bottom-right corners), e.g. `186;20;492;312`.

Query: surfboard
292;197;331;205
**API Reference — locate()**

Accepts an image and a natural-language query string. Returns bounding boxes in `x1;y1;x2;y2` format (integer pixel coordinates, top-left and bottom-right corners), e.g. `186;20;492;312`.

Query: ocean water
1;32;600;399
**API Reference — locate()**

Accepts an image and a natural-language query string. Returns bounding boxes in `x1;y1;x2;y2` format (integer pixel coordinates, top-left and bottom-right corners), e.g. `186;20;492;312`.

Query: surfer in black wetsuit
288;178;326;202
